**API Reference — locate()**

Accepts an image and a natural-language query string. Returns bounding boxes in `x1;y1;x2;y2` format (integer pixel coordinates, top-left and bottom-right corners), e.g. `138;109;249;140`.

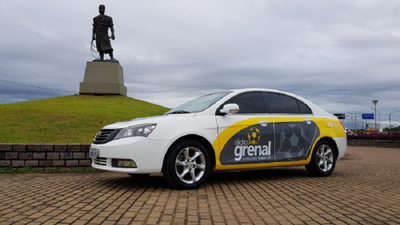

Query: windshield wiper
167;110;191;114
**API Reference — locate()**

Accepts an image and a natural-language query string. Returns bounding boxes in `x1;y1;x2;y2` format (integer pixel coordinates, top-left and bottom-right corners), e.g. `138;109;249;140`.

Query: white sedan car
90;88;347;189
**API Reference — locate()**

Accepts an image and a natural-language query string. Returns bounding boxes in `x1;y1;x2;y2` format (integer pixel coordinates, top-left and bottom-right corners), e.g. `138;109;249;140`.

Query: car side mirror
219;103;240;115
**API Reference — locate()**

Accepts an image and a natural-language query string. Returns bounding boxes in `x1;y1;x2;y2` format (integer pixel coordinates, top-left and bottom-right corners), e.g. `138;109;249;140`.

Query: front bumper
90;136;170;174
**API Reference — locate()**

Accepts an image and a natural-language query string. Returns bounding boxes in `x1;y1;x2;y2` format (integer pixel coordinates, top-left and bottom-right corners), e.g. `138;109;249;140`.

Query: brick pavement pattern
1;146;400;225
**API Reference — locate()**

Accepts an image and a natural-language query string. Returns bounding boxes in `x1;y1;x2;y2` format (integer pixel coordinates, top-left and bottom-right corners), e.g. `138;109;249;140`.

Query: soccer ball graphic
248;127;261;145
278;123;307;159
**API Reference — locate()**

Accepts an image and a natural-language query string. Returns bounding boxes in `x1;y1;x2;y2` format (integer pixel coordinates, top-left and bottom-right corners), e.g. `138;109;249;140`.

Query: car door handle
304;118;313;124
258;120;272;127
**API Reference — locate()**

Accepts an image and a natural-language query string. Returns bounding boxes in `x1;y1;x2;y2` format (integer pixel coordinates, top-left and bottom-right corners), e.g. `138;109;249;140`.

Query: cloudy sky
1;0;400;129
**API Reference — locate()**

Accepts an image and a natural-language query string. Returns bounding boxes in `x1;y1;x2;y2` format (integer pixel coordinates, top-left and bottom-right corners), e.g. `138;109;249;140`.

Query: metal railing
346;131;400;140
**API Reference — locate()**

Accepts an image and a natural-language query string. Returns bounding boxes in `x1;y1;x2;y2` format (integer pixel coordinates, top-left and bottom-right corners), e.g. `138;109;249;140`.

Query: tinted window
298;101;312;114
226;92;266;113
267;93;301;113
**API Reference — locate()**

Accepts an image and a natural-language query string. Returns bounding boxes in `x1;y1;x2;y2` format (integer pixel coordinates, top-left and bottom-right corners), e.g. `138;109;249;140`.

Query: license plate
89;148;99;159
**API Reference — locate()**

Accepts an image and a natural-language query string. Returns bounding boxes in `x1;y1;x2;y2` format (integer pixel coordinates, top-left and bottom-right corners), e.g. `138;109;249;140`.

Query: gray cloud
1;0;400;129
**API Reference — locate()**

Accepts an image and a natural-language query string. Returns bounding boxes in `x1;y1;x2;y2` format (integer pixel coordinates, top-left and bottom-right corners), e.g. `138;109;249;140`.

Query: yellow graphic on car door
213;116;322;170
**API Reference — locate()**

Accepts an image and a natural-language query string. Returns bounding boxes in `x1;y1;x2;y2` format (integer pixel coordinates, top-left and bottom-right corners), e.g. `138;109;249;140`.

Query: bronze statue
92;5;116;61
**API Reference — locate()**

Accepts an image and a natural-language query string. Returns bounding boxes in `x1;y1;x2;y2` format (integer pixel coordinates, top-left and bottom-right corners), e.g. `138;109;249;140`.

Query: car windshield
166;92;230;114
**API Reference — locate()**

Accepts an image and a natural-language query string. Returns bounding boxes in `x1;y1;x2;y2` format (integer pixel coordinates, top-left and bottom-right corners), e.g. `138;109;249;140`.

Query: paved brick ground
1;146;400;225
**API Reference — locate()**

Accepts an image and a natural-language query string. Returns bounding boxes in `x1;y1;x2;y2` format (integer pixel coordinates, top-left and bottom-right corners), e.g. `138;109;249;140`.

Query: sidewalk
1;146;399;224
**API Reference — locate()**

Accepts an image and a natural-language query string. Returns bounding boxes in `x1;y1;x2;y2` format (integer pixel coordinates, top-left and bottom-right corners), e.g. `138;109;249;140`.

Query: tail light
339;120;345;130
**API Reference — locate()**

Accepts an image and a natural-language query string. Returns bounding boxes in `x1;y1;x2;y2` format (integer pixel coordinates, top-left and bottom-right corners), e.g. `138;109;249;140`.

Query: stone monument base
79;62;127;96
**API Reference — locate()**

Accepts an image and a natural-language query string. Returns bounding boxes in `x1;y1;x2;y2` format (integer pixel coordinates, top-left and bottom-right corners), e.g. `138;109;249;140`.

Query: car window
166;92;230;114
267;92;312;114
225;92;266;113
298;100;312;114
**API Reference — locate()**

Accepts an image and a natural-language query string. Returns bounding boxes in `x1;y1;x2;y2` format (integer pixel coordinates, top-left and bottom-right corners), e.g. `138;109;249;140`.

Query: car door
215;91;275;168
266;92;319;162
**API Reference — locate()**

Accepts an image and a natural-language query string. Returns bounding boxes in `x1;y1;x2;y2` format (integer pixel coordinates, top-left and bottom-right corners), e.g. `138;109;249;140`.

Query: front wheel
305;141;336;177
163;140;211;189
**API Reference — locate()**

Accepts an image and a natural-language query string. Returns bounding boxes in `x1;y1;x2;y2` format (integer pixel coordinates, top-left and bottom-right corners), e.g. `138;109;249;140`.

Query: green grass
0;166;101;174
0;95;170;143
0;167;35;174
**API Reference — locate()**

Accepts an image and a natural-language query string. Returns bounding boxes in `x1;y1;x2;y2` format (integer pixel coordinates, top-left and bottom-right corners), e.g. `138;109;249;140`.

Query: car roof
224;88;331;117
227;88;305;100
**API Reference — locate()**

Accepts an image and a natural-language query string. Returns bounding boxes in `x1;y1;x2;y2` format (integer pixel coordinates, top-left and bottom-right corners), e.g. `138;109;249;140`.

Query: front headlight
114;123;157;140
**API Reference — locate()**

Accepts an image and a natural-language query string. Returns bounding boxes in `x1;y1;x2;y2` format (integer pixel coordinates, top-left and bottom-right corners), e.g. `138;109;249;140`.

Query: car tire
305;140;336;177
163;140;211;189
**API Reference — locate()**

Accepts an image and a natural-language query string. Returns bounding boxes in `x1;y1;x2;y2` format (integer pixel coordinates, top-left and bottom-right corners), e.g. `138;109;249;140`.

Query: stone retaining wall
0;144;92;168
1;141;398;169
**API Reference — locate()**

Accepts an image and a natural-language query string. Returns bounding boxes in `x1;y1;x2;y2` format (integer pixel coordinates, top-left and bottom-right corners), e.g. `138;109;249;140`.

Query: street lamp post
389;110;400;131
371;107;381;131
378;110;381;131
349;113;356;131
358;121;364;131
372;100;378;131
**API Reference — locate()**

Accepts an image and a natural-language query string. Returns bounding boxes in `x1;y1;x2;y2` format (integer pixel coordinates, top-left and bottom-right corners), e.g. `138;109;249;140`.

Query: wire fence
0;79;77;94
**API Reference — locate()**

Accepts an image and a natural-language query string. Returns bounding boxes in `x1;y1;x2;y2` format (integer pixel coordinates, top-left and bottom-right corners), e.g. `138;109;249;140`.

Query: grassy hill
0;95;170;144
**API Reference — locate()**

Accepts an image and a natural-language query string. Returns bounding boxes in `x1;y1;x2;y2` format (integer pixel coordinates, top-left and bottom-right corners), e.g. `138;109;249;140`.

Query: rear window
267;93;312;114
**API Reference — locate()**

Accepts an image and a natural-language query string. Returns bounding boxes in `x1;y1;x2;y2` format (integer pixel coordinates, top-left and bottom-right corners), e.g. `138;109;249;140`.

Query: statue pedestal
79;62;127;96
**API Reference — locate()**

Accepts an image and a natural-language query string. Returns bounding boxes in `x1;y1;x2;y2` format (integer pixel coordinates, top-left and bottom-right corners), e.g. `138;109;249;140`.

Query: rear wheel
306;141;336;176
163;140;210;189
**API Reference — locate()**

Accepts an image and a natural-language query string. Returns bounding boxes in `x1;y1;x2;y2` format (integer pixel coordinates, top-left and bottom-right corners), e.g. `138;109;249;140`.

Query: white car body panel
90;88;347;176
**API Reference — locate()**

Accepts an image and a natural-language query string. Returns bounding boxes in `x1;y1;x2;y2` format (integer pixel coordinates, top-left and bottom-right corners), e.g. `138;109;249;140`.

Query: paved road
1;146;400;225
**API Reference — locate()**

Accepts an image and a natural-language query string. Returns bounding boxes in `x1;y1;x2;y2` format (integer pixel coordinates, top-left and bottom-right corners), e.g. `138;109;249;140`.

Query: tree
383;125;400;131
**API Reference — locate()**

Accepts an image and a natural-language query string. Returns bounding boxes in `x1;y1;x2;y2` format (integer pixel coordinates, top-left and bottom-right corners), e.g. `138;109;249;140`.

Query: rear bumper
334;136;347;159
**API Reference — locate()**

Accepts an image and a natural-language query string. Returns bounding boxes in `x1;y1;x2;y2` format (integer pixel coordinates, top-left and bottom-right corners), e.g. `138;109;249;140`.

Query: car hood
101;114;196;130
